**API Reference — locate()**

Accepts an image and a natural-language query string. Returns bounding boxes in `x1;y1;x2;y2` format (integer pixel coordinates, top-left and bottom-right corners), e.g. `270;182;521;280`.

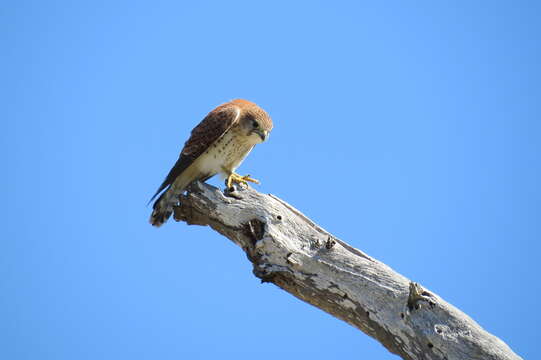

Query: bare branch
172;182;521;360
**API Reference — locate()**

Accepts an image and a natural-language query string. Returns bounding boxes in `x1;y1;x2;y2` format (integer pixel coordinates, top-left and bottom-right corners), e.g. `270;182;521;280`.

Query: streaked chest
198;130;254;174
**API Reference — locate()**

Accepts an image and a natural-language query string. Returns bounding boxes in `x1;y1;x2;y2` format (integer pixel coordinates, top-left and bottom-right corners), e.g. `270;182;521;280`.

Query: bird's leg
226;173;260;189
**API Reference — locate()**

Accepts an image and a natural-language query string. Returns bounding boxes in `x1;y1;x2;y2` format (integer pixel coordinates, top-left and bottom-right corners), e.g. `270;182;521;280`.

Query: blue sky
2;1;540;359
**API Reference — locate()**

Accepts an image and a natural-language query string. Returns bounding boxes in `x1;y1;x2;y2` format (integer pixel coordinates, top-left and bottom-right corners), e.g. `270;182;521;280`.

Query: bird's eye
252;120;259;128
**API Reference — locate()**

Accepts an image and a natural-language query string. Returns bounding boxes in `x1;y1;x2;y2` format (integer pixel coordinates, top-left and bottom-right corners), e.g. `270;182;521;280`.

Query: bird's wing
149;104;241;202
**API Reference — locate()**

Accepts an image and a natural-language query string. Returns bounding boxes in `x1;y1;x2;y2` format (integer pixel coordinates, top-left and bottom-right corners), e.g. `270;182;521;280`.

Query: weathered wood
172;182;521;360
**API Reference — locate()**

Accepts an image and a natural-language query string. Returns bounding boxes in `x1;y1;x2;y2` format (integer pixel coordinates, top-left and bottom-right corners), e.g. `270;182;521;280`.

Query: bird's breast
198;130;254;176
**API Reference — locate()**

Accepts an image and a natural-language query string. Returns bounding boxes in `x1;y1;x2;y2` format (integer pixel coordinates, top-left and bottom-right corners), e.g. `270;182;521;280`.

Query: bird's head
241;113;271;143
235;100;273;144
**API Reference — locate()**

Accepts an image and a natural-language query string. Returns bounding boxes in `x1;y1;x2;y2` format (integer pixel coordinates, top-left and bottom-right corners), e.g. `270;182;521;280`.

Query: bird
149;99;273;227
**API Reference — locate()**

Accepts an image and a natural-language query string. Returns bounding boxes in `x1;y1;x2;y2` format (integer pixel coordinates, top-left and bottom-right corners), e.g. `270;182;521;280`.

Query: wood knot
243;218;266;245
223;186;243;199
325;236;336;249
407;282;436;311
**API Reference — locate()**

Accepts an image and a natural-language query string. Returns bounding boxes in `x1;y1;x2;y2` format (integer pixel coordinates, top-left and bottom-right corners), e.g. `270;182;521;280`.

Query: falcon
149;99;273;227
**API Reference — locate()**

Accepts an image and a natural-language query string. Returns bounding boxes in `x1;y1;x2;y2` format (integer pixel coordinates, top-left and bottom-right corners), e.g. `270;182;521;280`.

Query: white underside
195;130;259;179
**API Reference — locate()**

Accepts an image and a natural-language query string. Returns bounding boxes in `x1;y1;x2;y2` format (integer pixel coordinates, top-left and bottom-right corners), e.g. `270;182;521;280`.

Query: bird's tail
149;166;206;227
149;187;181;227
149;189;173;227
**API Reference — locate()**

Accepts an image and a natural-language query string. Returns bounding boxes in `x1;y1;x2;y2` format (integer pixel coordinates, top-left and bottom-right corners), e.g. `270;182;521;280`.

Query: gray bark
172;182;521;360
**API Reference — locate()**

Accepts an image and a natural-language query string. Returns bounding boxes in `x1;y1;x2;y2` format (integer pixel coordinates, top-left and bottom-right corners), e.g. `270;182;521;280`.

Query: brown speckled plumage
149;99;273;227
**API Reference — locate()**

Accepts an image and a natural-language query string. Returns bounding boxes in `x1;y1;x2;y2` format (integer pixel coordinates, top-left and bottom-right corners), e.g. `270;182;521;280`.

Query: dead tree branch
172;182;521;360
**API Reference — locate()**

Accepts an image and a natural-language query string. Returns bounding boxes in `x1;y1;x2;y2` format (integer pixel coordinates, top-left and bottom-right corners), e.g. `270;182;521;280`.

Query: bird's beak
257;130;268;142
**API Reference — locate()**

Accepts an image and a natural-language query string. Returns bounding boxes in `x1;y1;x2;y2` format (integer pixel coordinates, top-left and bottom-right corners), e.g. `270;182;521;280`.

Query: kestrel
149;99;273;227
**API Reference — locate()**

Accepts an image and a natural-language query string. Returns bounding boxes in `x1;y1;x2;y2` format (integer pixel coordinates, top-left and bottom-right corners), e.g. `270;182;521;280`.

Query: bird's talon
226;173;260;188
241;175;260;184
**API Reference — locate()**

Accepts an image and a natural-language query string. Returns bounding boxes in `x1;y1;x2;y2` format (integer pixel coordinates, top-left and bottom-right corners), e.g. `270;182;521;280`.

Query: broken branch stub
172;182;521;360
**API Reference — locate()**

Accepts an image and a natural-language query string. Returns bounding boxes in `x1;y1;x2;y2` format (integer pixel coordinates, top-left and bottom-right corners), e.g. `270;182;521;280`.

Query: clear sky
2;1;540;359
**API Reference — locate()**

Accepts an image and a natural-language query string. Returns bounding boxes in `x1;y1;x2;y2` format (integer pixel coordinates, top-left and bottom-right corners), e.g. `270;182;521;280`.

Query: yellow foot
226;173;260;188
